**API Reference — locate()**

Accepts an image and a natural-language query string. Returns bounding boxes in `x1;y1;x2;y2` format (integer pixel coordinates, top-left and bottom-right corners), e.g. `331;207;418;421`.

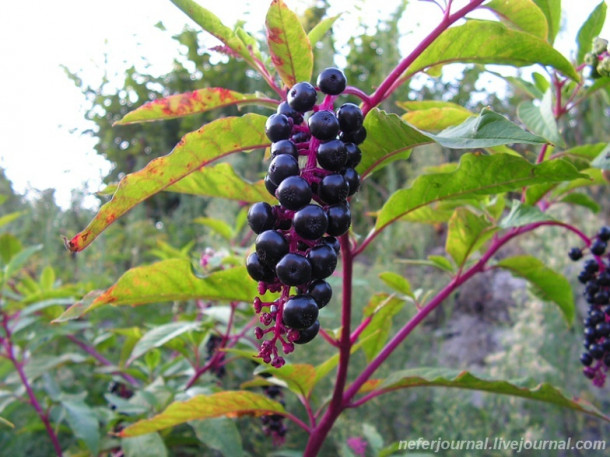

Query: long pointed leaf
375;154;583;233
485;0;548;38
577;1;608;63
365;367;609;421
67;114;268;252
266;0;314;86
115;89;277;125
120;391;285;437
532;0;562;43
405;20;579;81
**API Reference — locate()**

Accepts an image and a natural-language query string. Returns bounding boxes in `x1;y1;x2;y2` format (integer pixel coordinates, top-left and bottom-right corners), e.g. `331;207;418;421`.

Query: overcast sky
0;0;608;208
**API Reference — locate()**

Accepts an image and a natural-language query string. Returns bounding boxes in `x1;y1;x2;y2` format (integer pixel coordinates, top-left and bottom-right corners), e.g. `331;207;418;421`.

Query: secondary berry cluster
569;226;610;387
245;67;364;367
260;384;287;445
584;37;610;78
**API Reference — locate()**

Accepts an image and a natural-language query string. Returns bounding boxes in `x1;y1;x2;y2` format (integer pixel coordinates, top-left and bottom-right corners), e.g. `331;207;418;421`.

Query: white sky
0;0;608;208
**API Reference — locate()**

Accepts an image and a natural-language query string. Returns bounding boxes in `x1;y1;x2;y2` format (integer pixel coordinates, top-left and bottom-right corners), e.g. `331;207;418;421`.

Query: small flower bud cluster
584;37;610;78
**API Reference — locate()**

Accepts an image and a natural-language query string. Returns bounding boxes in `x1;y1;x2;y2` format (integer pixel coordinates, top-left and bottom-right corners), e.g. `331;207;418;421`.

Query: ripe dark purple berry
339;126;367;144
318;174;349;204
583;259;599;273
268;154;299;186
271;139;299;159
287;82;317;112
255;230;289;267
246;252;276;282
336;103;364;133
276;176;312;211
591;239;607;255
322;236;340;253
343;168;360;196
293;204;328;240
247;202;275;234
294;320;320;344
568;247;583;261
316;67;347;95
598;226;610;241
598;271;610;286
580;352;593;366
265;113;292;142
307;244;338;279
276;253;312;286
316;139;347;171
590;343;604;359
283;295;319;330
291;130;310;143
308;279;332;308
326;203;351;236
308;111;340;141
264;175;278;197
276;101;303;124
344;142;362;168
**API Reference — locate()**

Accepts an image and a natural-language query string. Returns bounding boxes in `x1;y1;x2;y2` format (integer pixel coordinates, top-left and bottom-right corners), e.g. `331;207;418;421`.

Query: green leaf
498;200;555;229
428;255;456;273
0;416;13;429
61;399;100;455
122;433;168;457
67;114;268;252
591;144;610;169
559;193;601;213
120;391;285;437
4;245;42;281
425;108;547;149
0;211;24;229
553;143;609;170
0;234;22;264
39;266;55;290
307;15;340;46
358;109;432;178
190;417;243;457
369;367;609;421
360;294;406;362
256;363;317;396
194;217;234;240
128;322;200;365
485;0;548;38
518;90;565;147
55;261;260;320
170;0;255;66
532;72;551;93
446;208;496;268
577;1;607;63
115;89;277;125
379;272;413;297
375;153;582;233
496;255;575;323
165;163;275;204
405;20;578;81
397;100;473;132
265;0;313;86
532;0;561;42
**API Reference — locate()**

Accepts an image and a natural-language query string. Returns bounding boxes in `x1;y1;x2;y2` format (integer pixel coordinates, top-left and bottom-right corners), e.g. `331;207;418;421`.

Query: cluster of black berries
245;68;365;366
569;226;610;387
584;37;610;78
260;384;287;445
205;334;226;378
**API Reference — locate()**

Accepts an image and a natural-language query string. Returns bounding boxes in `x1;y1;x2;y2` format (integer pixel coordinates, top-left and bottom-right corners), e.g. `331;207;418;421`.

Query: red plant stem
66;335;139;387
298;393;317;428
1;314;63;456
350;316;372;344
318;327;339;347
280;410;311;433
361;0;485;116
302;234;353;456
535;143;550;164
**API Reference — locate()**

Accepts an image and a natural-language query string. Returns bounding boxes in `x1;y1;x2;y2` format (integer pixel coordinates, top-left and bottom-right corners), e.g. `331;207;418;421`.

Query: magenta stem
2;314;63;456
66;335;139;387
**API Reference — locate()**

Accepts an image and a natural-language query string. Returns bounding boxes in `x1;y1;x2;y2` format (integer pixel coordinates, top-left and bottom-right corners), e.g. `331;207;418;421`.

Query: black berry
255;230;289;267
276;253;312;286
568;247;583;261
308;111;340;141
308;279;332;308
294;320;320;344
316;67;347;95
287;82;317;112
580;352;593;366
276;101;303;124
283;295;319;330
326;203;351;236
246;252;276;282
247;202;275;234
340;126;367;144
343;168;360;196
598;226;610;241
591;239;607;256
307;244;338;279
344;142;362;168
318;174;349;204
268;154;299;186
293;204;328;240
277;176;312;211
271;139;299;159
336;103;364;133
316;139;347;171
265;113;292;142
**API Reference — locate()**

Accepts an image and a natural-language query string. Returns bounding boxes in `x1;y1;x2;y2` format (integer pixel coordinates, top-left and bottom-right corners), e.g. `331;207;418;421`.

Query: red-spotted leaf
54;260;259;320
115;89;277;125
120;391;285;437
404;20;579;81
266;0;314;86
165;163;275;204
359;367;609;421
67;114;268;252
170;0;256;66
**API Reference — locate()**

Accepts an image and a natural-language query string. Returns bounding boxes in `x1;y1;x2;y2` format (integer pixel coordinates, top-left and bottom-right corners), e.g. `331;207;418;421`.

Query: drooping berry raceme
245;67;363;366
569;226;610;387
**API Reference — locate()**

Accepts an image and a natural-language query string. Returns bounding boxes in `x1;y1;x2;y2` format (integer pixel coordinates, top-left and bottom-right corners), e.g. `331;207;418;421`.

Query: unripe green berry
584;52;597;66
593;37;609;55
597;57;610;77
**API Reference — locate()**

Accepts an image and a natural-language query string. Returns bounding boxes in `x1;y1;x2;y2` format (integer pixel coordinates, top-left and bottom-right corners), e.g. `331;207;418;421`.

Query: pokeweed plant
53;0;610;455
